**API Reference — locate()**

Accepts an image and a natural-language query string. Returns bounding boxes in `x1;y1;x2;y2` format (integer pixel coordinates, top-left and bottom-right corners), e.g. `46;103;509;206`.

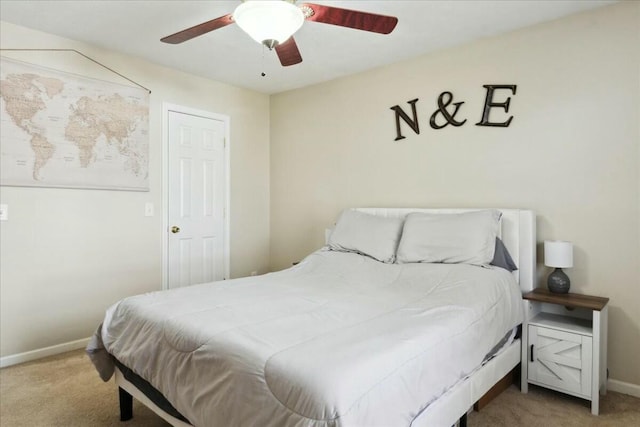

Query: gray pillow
396;210;501;265
328;209;404;263
491;237;518;272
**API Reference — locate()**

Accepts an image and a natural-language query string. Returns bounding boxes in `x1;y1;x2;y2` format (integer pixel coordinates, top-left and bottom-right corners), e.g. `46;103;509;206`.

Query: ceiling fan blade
301;3;398;34
275;37;303;67
161;14;234;44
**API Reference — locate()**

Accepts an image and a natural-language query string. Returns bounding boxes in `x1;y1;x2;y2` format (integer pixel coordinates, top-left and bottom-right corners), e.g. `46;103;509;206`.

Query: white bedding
90;249;523;427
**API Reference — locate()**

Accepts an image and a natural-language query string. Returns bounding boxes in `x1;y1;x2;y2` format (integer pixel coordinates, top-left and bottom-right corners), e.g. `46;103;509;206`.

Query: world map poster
0;57;150;191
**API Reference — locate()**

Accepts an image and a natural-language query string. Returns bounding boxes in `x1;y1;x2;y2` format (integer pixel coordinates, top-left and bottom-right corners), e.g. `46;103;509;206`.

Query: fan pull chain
260;45;267;77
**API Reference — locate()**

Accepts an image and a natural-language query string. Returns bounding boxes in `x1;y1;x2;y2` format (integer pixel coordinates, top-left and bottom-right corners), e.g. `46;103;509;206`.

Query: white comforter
90;249;523;427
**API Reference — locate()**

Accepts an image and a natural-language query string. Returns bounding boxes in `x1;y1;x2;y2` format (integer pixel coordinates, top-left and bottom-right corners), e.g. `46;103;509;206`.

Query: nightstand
520;288;609;415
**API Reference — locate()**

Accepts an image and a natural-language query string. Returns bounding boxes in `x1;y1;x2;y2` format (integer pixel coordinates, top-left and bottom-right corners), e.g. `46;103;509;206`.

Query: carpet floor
1;349;638;426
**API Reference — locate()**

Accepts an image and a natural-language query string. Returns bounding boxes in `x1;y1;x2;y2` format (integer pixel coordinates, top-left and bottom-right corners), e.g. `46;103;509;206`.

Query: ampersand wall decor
429;91;467;129
390;84;517;141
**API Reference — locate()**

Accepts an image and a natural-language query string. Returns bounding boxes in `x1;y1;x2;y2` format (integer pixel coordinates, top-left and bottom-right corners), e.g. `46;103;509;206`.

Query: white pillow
328;209;404;263
396;210;501;265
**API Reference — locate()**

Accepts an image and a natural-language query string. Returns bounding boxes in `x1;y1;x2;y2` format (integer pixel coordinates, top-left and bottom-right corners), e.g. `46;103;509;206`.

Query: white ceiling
0;0;617;94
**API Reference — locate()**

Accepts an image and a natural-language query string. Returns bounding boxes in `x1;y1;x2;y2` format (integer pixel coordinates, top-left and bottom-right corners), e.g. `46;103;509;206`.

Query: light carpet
1;349;638;426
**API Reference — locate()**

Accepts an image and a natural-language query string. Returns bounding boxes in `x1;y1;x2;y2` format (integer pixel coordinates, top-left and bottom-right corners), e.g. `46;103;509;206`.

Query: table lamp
544;240;573;293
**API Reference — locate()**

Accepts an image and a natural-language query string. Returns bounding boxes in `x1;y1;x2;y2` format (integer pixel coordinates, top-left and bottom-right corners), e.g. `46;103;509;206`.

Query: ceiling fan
160;0;398;67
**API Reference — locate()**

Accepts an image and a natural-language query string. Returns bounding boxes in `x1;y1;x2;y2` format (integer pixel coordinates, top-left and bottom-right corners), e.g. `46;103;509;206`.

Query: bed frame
115;208;536;427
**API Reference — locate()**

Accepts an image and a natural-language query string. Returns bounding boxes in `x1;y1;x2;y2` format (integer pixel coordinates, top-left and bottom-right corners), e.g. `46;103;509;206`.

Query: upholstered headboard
335;208;536;293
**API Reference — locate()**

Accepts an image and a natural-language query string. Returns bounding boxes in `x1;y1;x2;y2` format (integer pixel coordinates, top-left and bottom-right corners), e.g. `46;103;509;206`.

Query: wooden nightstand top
523;288;609;311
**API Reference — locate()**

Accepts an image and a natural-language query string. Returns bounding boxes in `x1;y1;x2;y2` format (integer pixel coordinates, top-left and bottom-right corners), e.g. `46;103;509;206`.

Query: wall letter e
476;85;517;127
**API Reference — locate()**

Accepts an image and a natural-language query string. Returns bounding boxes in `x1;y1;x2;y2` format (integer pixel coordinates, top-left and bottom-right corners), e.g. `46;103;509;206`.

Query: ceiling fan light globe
234;1;304;46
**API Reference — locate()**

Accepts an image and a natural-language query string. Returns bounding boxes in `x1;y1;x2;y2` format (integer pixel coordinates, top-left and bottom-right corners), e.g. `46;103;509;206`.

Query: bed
87;207;536;427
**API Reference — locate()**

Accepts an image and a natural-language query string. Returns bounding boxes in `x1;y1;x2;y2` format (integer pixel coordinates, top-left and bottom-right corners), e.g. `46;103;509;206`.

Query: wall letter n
390;98;420;141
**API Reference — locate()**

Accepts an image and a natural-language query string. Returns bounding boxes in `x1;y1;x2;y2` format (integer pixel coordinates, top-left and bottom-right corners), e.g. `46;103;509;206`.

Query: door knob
171;226;180;234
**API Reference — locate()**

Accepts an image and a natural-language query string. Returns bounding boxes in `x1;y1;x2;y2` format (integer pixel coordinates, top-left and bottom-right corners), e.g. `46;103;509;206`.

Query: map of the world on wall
0;57;150;191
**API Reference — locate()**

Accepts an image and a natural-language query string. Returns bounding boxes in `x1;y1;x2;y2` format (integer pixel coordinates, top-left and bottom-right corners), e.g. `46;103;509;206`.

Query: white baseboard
0;337;90;369
608;379;640;398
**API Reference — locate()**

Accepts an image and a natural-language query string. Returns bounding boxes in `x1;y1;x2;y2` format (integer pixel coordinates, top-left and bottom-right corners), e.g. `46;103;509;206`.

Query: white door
167;110;227;288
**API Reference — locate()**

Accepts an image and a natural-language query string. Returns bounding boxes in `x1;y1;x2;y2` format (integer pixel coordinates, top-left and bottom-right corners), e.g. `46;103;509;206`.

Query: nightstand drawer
528;325;592;398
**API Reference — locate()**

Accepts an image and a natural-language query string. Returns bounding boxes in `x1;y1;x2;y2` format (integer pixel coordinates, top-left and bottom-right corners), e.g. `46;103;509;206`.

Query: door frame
162;102;231;290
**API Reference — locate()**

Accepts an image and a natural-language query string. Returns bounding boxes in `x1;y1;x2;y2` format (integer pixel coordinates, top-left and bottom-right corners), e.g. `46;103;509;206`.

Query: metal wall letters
391;84;517;141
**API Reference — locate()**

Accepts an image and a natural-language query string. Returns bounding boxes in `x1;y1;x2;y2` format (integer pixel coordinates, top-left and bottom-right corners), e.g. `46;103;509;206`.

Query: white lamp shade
544;240;573;268
234;1;304;46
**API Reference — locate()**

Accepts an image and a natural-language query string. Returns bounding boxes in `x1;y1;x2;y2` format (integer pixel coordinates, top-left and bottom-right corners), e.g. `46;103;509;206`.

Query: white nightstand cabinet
521;289;609;415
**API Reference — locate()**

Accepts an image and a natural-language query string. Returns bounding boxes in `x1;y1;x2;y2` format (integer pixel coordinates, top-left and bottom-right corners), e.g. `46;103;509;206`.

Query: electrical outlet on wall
0;204;8;221
145;202;154;217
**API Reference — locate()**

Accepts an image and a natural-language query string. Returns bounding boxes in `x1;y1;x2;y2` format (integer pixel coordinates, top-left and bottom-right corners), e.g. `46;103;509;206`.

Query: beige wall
270;2;640;386
0;22;271;358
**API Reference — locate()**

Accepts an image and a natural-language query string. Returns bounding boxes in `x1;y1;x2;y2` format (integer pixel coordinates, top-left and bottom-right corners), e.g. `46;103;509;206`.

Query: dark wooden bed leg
459;412;468;427
119;387;133;421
